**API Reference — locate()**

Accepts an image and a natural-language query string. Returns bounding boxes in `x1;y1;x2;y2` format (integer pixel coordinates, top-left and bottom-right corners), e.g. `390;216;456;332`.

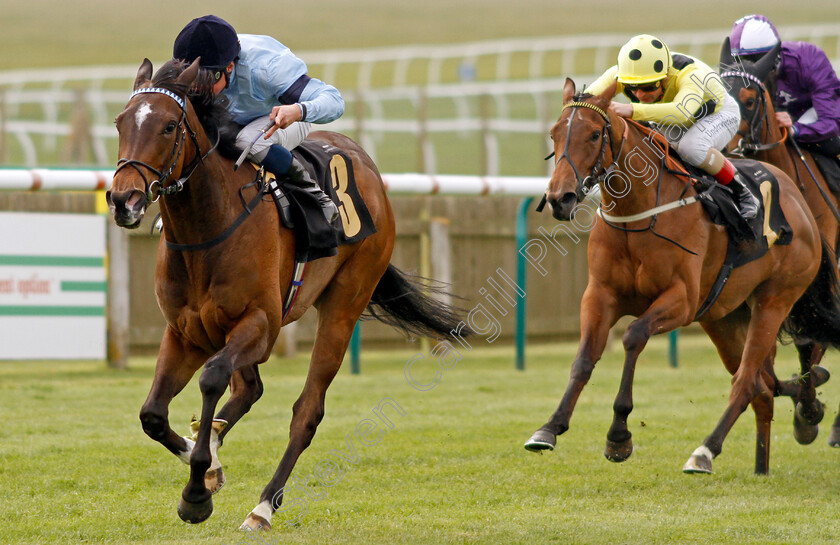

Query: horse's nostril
560;192;578;207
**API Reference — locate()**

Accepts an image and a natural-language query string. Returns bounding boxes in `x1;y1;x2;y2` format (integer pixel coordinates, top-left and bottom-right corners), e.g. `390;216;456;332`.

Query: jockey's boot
728;172;759;220
262;145;339;224
712;157;759;221
287;158;339;224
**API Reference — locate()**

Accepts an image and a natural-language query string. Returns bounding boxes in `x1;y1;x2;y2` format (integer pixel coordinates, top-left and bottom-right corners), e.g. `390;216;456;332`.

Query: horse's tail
366;264;470;340
780;239;840;348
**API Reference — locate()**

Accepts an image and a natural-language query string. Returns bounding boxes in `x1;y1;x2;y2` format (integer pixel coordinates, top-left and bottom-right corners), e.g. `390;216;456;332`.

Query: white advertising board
0;212;106;359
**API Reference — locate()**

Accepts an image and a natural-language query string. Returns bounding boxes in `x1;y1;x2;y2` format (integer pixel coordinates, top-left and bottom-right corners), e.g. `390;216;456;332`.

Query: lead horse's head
546;78;620;221
106;58;202;228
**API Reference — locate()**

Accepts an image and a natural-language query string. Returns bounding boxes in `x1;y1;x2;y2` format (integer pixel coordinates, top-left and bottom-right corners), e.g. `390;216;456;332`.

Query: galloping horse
720;40;840;446
107;59;465;530
524;78;840;474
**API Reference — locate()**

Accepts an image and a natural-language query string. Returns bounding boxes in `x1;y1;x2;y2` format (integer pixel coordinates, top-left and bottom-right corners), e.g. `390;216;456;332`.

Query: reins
555;102;702;254
115;87;218;204
118;86;269;252
721;71;786;154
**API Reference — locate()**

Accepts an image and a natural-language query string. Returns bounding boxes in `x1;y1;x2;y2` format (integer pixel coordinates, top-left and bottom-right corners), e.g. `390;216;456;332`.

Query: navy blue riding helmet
173;15;241;79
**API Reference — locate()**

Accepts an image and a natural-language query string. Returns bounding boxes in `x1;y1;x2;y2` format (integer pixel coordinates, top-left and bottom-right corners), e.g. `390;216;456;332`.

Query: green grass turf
2;335;840;544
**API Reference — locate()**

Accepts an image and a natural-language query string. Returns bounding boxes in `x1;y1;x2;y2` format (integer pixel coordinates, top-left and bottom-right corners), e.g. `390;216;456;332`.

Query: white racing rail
0;168;550;196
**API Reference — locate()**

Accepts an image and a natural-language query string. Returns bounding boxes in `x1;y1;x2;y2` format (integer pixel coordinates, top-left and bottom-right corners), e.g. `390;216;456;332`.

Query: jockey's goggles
624;80;663;93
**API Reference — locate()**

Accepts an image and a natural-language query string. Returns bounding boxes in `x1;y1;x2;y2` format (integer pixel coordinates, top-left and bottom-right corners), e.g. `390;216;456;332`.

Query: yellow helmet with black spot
616;34;671;84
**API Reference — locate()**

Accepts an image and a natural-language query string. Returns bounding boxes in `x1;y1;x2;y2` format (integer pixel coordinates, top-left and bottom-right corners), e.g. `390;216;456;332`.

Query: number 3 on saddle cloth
261;140;377;263
689;158;793;318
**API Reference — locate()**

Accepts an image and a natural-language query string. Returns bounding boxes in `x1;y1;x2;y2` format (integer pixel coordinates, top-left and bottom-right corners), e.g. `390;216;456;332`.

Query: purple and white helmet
729;15;780;56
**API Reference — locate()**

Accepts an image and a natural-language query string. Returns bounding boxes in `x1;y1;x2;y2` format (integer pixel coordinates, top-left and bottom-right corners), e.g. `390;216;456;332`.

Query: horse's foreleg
139;327;206;458
178;310;271;525
525;285;617;452
605;286;691;463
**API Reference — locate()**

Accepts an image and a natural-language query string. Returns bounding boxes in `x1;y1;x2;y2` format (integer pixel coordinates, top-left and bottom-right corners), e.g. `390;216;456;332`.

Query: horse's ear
134;58;153;90
755;42;781;80
176;58;202;88
719;37;735;69
563;78;576;104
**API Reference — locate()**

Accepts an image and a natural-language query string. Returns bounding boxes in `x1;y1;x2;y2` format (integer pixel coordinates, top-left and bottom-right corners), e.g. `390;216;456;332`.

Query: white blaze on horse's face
135;103;154;131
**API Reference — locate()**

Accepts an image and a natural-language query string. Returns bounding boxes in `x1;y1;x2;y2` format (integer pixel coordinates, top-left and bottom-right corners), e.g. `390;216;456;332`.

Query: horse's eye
591;130;601;142
164;121;177;134
745;98;756;109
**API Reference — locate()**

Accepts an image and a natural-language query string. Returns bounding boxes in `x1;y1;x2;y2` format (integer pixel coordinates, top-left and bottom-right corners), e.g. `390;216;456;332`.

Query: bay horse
524;78;840;475
107;59;465;530
720;40;840;446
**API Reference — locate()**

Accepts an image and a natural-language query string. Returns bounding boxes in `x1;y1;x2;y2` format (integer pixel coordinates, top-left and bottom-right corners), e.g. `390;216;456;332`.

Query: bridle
114;87;217;204
549;100;625;201
720;70;786;155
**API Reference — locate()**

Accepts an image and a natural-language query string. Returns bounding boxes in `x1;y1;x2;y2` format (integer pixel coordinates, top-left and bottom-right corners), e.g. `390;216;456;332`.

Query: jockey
729;14;840;157
173;15;342;223
587;34;759;220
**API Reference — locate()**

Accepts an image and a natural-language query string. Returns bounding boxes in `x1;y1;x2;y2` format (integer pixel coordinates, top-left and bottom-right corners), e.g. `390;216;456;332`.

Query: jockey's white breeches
236;116;312;162
655;92;741;168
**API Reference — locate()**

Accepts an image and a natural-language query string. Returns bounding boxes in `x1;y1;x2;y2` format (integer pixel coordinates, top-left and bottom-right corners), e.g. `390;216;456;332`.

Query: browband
130;87;186;110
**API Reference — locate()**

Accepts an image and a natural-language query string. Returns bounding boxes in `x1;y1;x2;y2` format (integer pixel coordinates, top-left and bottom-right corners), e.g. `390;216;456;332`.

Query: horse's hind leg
829;404;840;446
684;302;791;475
240;264;385;531
790;341;825;445
690;309;776;474
751;367;776;475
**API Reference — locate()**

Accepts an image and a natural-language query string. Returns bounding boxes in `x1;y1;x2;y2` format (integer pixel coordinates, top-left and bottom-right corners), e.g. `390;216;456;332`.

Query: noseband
721;71;786;154
114;87;214;203
551;101;623;200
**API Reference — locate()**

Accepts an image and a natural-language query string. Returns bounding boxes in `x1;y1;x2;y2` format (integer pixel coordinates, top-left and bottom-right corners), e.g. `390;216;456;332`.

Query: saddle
259;140;377;262
629;121;793;319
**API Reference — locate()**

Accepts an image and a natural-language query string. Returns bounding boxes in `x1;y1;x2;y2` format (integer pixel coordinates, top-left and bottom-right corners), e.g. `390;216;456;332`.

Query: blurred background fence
3;25;839;173
2;25;839;358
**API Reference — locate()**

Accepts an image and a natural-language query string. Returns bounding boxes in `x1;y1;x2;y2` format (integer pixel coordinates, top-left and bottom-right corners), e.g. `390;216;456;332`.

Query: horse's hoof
177;495;213;524
205;467;226;494
239;513;271;532
524;429;556;452
793;406;819;445
828;426;840;447
795;401;824;427
604;438;633;462
811;366;830;387
682;446;713;474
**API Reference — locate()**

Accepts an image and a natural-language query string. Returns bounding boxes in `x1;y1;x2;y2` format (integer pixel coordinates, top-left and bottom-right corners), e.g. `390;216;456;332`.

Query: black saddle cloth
687;159;792;267
267;139;377;262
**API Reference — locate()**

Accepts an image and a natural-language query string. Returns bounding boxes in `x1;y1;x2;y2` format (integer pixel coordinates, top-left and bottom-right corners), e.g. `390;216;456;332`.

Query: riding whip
233;120;275;170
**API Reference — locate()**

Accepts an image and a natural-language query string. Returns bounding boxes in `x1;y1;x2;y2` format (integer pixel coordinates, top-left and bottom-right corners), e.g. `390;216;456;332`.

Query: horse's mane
573;92;595;101
151;59;241;159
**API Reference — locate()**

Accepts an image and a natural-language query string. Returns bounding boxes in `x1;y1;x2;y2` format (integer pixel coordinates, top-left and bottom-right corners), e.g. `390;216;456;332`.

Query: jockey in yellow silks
587;34;758;219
